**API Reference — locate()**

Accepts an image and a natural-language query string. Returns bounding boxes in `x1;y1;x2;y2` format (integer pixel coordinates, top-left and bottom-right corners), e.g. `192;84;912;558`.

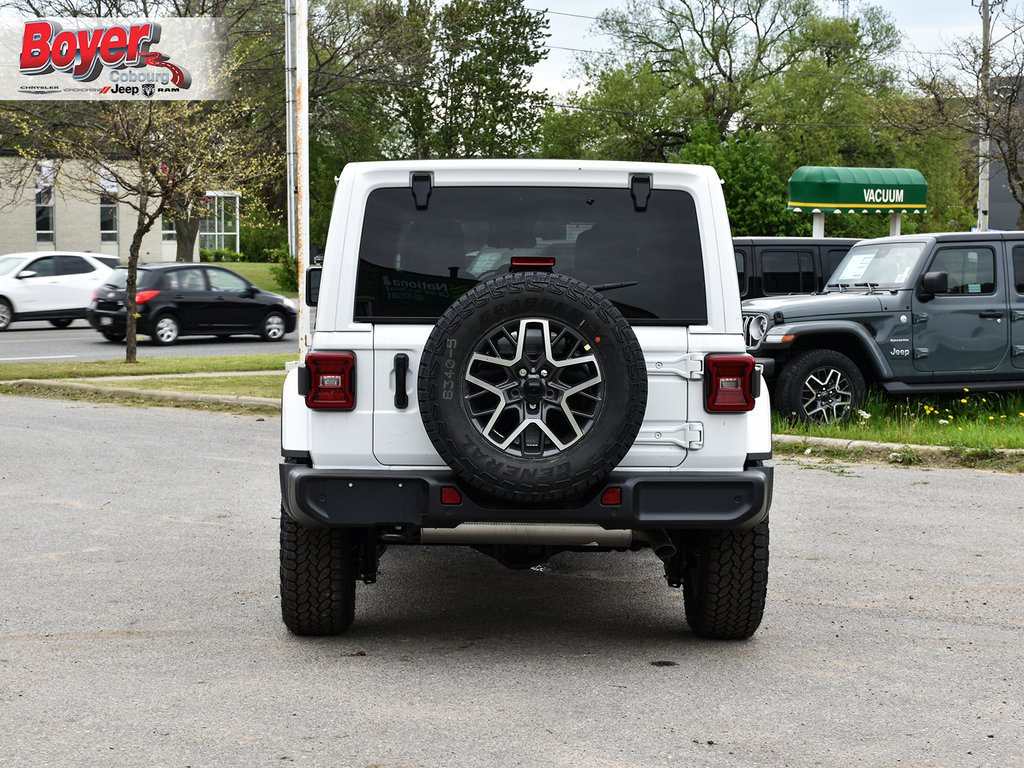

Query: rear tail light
304;352;356;410
135;290;160;304
705;354;757;412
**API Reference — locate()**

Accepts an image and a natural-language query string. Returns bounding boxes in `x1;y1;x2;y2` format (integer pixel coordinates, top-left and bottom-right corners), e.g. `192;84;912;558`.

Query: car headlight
742;313;769;346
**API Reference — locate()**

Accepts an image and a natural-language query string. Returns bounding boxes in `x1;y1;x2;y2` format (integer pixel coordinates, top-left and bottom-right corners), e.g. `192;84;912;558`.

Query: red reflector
440;487;462;505
705;354;756;412
601;487;622;506
305;352;356;410
510;256;556;268
135;290;160;304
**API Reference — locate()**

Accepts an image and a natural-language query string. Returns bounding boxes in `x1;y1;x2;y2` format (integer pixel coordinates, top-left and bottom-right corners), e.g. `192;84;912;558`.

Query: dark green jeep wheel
776;348;866;424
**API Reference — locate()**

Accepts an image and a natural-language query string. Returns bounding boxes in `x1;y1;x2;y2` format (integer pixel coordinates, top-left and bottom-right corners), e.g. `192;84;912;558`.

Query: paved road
0;320;298;362
1;396;1021;767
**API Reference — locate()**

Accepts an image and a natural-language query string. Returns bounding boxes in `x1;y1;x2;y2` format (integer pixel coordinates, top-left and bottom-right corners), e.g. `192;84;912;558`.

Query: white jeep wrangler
279;159;773;639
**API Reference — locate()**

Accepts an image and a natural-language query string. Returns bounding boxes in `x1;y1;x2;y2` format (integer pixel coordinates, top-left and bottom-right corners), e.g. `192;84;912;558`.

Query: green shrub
200;248;244;263
269;249;299;292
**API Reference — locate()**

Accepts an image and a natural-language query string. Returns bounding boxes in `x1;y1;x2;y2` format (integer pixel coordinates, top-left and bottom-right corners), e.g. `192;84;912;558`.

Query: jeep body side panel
911;241;1010;375
1013;243;1024;369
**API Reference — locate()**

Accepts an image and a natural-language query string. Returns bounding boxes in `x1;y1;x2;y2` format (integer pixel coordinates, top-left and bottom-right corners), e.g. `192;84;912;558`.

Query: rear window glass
104;267;160;290
354;185;707;325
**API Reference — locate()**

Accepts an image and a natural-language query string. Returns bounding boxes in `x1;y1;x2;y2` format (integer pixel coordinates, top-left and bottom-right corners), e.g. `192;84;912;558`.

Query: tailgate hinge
648;353;704;380
635;422;704;450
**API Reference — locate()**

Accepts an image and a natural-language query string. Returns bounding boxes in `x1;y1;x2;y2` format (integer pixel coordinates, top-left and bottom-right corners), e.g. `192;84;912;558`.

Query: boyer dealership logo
19;20;192;96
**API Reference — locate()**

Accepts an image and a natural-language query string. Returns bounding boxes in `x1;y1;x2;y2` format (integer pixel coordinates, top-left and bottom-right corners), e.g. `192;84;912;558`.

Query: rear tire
101;331;126;342
279;511;356;636
261;311;286;341
49;318;73;328
151;313;180;345
681;519;769;640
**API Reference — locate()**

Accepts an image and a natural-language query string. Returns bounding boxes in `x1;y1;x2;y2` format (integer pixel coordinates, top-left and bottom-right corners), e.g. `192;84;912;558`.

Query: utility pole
285;0;310;357
974;0;1006;232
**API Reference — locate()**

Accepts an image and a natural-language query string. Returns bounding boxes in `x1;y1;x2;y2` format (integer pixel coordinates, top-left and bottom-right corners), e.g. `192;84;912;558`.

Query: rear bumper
279;463;773;532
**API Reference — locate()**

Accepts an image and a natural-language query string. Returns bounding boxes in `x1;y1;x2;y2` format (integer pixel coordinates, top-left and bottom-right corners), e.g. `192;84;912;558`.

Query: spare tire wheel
418;272;648;504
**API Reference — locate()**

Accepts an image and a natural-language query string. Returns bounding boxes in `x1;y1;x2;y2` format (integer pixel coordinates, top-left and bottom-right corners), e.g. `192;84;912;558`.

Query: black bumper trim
279;464;773;532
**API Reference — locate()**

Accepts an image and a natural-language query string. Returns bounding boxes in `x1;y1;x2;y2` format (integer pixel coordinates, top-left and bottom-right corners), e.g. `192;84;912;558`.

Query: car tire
0;298;12;331
417;271;648;504
49;318;73;329
775;348;866;424
279;511;356;636
681;519;769;640
151;313;180;345
101;331;126;343
261;311;286;341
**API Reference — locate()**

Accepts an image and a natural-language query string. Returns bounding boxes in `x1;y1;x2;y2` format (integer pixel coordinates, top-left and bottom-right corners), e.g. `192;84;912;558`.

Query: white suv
279;160;773;639
0;251;116;330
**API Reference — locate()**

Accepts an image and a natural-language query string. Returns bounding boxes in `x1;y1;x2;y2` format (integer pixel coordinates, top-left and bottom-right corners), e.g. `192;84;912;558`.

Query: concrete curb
773;432;1024;456
8;378;281;408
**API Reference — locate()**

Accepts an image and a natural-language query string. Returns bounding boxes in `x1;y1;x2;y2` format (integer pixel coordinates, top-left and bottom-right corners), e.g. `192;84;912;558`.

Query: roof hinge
630;174;651;212
411;172;432;210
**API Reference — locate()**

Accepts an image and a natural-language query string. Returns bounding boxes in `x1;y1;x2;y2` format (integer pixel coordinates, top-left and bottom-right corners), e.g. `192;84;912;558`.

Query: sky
529;0;1017;93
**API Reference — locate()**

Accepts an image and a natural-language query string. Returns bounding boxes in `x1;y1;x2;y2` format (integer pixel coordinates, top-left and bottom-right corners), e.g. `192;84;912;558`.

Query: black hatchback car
88;263;298;345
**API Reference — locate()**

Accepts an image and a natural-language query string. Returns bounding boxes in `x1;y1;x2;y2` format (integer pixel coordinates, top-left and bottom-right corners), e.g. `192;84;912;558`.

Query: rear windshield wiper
591;281;638;292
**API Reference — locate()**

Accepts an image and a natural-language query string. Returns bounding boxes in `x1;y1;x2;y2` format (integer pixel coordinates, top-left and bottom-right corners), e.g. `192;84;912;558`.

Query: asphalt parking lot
1;396;1020;767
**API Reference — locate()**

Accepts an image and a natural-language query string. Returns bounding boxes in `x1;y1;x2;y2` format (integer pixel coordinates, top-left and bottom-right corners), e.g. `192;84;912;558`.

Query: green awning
787;166;927;214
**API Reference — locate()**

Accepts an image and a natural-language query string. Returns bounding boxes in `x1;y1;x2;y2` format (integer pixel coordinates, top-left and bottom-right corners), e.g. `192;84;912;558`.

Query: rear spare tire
418;272;648;504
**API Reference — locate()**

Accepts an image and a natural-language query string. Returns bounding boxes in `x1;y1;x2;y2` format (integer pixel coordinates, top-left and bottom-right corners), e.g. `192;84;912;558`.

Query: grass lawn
0;353;297;381
775;388;1024;450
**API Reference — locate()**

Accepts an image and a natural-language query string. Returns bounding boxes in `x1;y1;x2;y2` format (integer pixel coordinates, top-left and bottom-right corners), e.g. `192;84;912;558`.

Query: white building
0;157;239;261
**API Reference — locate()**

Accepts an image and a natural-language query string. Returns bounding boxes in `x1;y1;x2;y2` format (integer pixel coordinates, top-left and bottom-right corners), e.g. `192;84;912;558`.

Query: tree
592;0;823;148
11;100;274;362
909;8;1024;227
391;0;551;159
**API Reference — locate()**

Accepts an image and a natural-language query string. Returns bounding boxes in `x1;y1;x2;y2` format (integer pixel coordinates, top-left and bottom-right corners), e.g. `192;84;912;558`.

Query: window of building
35;161;55;243
100;169;118;243
162;214;177;242
199;191;240;251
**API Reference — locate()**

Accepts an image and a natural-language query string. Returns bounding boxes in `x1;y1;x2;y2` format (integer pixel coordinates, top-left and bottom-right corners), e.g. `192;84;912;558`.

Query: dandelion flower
989;416;995;420
960;398;968;404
